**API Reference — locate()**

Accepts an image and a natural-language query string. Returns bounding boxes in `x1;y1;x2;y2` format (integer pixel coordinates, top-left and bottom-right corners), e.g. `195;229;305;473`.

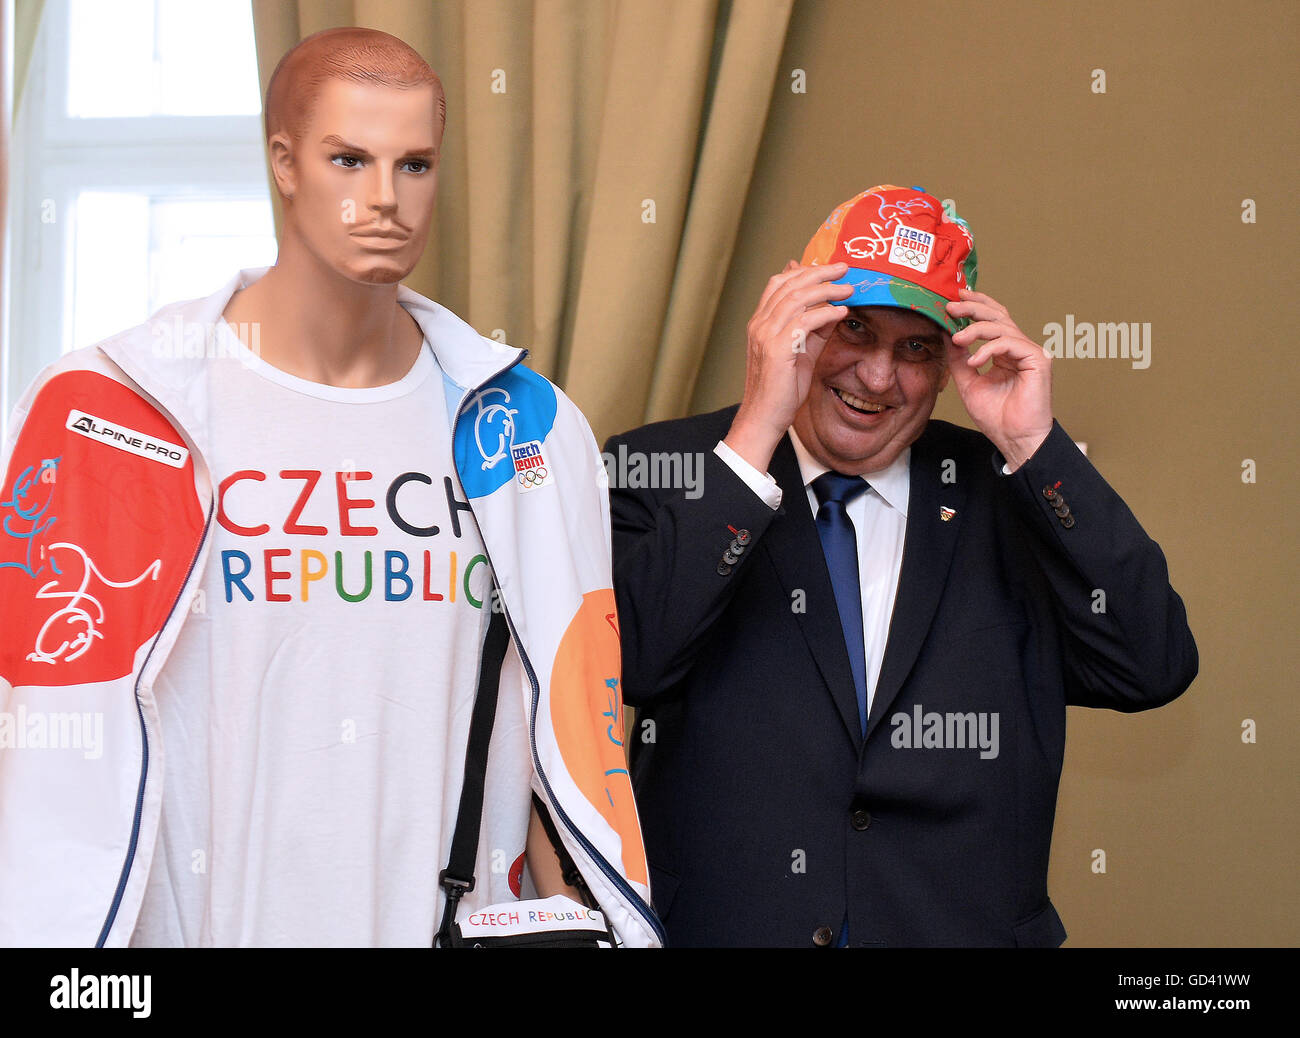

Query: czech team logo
891;224;935;274
511;439;553;493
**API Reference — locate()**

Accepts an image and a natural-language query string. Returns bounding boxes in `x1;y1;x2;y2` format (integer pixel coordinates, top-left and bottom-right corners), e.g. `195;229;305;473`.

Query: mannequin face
277;78;442;285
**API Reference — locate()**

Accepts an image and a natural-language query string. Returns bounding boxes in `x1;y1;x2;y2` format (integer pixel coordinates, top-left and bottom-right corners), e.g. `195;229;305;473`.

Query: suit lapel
864;423;968;743
761;435;863;747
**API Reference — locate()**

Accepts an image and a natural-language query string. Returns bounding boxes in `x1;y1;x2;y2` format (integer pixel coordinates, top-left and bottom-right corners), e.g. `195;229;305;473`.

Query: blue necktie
812;470;870;949
812;470;871;739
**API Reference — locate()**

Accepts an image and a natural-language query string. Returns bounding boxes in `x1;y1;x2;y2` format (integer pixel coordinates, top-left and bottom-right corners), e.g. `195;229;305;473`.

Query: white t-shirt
130;321;533;947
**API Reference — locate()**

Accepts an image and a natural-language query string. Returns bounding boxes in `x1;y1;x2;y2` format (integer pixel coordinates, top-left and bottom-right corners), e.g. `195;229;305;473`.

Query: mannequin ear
267;132;297;201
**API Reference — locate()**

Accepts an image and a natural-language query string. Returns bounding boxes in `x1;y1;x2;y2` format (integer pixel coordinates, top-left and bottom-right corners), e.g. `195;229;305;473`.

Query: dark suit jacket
605;406;1197;947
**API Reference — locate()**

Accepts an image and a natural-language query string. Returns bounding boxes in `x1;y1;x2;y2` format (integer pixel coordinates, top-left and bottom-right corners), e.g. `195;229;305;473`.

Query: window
4;0;277;426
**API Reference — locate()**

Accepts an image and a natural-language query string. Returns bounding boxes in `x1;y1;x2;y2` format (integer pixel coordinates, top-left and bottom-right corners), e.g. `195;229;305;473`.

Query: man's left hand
945;289;1053;472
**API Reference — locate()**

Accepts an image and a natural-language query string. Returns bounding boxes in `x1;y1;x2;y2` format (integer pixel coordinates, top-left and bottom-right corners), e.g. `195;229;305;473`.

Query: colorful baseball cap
801;184;977;334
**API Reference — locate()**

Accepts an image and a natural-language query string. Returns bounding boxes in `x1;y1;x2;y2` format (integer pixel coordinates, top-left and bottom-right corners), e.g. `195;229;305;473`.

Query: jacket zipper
96;497;215;947
452;356;665;947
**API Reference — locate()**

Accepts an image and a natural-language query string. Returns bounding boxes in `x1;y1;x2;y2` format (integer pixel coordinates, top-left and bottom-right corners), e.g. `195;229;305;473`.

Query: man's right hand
723;261;852;474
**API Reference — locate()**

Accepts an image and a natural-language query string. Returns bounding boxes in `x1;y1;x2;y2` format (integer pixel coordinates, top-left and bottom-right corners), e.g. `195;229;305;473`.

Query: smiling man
0;27;660;948
606;184;1197;947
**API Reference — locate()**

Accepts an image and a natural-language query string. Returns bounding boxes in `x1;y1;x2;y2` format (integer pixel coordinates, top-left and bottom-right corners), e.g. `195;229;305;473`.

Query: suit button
1060;514;1075;528
716;562;731;576
851;809;871;831
1042;486;1056;500
812;925;834;946
734;528;751;546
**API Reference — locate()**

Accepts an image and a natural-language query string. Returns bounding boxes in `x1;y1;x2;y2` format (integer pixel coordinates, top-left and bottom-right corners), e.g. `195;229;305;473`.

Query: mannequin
0;26;663;948
224;27;580;907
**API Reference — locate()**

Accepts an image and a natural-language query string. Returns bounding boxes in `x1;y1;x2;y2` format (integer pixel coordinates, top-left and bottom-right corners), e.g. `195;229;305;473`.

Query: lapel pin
939;506;956;522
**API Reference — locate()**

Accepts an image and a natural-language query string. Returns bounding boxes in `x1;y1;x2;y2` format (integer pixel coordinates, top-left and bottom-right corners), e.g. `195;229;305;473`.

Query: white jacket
0;267;663;947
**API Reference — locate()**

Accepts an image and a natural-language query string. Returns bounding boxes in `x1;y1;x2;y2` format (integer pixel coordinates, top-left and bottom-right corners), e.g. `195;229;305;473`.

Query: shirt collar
787;426;911;518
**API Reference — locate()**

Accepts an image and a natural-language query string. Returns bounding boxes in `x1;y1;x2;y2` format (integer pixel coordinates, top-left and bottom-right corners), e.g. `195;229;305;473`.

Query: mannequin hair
263;26;445;145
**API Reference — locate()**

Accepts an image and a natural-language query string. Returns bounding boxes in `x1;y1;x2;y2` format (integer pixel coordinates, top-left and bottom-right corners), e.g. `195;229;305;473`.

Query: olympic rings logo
892;244;929;266
517;467;549;486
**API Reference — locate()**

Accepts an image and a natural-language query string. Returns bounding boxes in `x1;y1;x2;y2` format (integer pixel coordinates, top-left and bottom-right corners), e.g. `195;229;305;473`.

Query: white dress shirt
714;432;909;717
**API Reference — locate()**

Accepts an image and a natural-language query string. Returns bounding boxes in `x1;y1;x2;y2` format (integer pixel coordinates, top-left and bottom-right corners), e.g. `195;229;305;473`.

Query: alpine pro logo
511;439;552;492
890;224;935;274
65;409;189;468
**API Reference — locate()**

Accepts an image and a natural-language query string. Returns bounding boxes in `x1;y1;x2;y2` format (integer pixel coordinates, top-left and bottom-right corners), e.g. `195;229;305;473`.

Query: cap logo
878;196;936;221
843;223;892;261
890;224;934;274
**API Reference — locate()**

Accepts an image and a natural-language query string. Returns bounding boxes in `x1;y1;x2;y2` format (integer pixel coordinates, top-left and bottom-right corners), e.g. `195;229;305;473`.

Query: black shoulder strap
437;603;510;946
435;597;610;947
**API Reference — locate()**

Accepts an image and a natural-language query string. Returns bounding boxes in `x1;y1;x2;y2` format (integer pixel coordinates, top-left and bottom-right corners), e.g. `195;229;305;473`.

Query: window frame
4;0;272;433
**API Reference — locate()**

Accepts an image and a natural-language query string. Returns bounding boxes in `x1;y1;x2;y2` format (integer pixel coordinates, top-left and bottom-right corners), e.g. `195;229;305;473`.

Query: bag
435;603;618;948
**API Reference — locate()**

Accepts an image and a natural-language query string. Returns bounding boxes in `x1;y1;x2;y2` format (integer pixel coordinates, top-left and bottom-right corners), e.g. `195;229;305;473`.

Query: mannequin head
262;28;445;285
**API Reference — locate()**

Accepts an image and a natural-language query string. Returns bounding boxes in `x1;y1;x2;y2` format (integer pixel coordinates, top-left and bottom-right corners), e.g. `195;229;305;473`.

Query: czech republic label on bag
454;895;612;947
